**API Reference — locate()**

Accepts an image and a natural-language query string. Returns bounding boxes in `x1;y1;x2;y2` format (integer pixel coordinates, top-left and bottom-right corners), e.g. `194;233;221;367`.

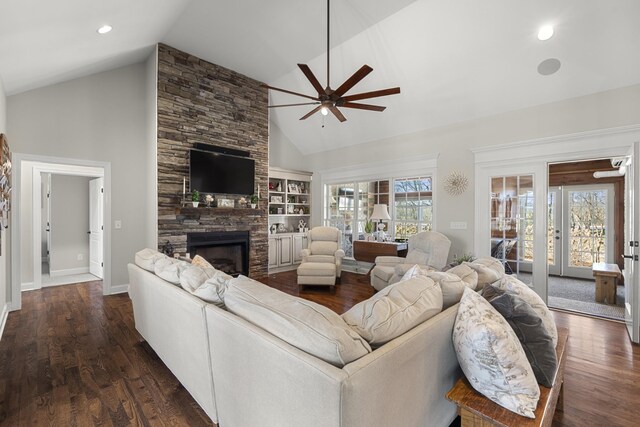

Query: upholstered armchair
297;226;346;287
371;231;451;291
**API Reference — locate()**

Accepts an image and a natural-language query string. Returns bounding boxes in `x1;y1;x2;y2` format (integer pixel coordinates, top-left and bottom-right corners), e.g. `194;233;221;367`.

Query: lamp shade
370;204;391;220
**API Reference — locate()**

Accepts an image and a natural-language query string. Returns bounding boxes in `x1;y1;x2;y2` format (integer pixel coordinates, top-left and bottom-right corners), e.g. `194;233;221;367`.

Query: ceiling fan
262;0;400;123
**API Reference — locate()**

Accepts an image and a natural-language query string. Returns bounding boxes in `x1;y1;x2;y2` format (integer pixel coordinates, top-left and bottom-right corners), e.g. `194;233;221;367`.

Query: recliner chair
370;231;451;291
297;226;346;287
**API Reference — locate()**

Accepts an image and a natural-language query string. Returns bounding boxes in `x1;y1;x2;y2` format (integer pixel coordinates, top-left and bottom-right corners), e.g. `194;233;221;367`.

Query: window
324;175;433;258
393;177;433;240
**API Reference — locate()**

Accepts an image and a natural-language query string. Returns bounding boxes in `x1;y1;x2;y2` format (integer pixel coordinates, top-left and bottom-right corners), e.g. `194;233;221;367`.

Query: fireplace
187;231;250;277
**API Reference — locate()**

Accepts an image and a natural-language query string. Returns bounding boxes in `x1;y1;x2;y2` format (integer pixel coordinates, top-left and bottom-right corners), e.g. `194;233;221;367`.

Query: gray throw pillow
489;293;558;388
480;283;505;301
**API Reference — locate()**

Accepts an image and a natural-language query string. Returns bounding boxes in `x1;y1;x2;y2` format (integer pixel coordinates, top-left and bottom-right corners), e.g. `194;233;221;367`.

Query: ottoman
297;262;337;287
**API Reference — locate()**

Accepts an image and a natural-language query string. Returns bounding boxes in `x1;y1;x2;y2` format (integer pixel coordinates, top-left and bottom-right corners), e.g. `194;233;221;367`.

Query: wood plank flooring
0;270;638;426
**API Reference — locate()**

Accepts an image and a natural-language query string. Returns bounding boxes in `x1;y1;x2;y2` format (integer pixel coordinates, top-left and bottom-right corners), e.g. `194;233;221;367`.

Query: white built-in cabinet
268;167;312;272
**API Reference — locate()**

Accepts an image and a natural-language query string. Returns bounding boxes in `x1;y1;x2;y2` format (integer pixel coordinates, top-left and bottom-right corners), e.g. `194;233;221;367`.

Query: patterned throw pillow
453;288;540;418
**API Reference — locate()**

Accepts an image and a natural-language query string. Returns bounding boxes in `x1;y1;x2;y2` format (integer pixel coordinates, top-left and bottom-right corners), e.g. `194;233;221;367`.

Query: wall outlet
77;254;83;261
450;221;468;230
115;220;122;229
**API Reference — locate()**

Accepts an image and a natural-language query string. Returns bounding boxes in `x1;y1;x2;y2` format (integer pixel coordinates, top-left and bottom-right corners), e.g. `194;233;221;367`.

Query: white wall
269;122;309;171
0;76;8;319
49;175;90;274
8;63;152;287
300;84;640;260
145;47;158;250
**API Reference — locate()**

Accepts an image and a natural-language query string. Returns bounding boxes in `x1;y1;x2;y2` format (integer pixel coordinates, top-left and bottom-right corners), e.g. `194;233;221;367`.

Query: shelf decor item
204;194;214;207
250;194;258;208
191;189;200;207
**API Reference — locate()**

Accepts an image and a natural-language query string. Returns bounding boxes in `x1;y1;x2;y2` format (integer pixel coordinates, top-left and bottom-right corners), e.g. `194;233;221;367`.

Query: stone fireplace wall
156;44;269;279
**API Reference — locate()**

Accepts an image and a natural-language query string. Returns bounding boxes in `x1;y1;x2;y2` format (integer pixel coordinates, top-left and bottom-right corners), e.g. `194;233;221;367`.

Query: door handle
554;236;560;240
87;231;91;234
622;254;638;261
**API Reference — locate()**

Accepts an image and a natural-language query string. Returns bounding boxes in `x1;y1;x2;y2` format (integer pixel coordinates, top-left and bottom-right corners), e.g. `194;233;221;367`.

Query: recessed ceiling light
537;25;554;41
97;25;113;35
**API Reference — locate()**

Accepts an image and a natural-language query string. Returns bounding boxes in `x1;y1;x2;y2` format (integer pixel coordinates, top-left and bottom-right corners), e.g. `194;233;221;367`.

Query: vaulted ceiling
1;0;639;154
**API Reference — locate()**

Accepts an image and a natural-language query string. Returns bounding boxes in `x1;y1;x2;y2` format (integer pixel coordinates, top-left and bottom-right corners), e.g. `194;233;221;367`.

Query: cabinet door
293;235;304;263
279;235;293;266
268;237;278;268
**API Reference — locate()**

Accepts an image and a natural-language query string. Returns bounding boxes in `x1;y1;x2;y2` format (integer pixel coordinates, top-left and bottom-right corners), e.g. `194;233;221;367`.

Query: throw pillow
135;248;168;272
426;271;473;309
224;277;371;367
400;264;430;281
342;275;443;346
453;288;540;418
473;257;506;276
446;264;478;290
493;275;558;348
154;257;191;285
480;283;505;301
464;259;504;290
193;270;234;307
191;254;213;269
180;266;218;293
489;293;558;387
405;249;429;266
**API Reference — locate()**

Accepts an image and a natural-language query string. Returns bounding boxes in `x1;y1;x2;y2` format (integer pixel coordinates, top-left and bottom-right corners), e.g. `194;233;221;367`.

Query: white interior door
89;178;104;278
561;184;614;279
624;143;639;343
548;187;562;276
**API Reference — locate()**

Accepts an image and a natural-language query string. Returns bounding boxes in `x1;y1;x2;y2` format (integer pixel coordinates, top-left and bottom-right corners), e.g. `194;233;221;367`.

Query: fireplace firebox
187;231;250;277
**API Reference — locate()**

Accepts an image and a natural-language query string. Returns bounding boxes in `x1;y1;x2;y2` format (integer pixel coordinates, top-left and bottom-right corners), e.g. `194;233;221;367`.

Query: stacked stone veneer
157;44;269;279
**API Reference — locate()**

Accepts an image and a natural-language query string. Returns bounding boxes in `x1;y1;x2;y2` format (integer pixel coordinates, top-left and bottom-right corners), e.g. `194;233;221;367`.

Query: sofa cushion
453;288;540;418
405;249;429;265
224;277;371;367
154;257;191;285
191;255;213;269
305;255;336;264
426;271;473;309
193;270;234;307
488;292;558;388
297;262;336;277
135;248;168;272
309;241;338;256
446;264;478;290
180;266;218;292
342;275;443;346
493;275;558;348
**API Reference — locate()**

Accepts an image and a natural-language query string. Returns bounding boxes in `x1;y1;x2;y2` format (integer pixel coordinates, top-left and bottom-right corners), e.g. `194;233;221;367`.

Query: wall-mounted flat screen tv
190;149;255;195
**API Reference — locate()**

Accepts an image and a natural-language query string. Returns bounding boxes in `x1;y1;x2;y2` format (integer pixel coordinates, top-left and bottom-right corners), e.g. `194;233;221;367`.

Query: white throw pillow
342;275;443;346
193;270;234;307
191;254;213;269
426;271;473;309
405;249;429;266
453;288;540;418
154;257;191;285
400;264;431;281
446;264;478;290
224;277;371;367
135;248;168;272
492;275;558;348
180;266;218;292
474;257;506;275
464;258;505;290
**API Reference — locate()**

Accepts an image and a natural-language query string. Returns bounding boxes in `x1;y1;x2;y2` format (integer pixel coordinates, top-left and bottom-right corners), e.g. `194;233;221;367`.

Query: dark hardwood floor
0;270;638;426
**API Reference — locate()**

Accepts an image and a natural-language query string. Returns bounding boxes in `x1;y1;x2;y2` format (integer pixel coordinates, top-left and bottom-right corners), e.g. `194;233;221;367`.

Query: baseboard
0;303;9;342
21;282;36;291
49;266;90;277
110;284;129;295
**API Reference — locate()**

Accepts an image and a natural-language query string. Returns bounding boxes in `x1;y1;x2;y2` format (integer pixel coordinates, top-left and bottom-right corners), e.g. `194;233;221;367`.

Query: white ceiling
1;0;639;154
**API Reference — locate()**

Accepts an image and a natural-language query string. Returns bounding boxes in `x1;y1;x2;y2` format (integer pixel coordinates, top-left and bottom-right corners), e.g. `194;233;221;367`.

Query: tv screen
190;149;255;195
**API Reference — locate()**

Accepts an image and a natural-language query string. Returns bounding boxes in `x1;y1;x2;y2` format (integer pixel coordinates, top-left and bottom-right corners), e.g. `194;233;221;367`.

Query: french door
624;143;639;343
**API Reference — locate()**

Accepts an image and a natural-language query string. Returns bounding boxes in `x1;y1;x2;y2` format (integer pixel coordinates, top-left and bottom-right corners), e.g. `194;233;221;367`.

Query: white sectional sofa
128;253;462;427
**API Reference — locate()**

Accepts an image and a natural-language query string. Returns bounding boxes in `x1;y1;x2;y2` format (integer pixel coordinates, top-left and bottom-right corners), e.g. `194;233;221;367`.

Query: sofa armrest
374;256;405;267
335;249;345;259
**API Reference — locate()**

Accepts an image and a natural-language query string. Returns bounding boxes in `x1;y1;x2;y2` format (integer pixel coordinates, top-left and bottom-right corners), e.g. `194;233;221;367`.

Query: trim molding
110;284;129;295
318;153;439;183
21;282;36;292
0;303;9;342
49;267;90;277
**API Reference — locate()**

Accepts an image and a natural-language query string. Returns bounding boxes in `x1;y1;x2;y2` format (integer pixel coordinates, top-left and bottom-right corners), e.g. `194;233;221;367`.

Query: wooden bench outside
592;262;621;304
446;327;569;427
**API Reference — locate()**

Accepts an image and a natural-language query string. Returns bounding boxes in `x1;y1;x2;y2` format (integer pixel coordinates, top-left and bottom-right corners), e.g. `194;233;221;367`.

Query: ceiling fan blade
342;87;401;102
341;102;386;112
261;84;319;101
268;102;320;108
329;106;347;122
298;64;326;95
333;65;373;97
300;105;323;120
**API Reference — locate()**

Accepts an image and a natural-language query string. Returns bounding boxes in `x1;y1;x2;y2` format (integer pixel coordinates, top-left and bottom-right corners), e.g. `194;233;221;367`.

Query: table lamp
370;204;391;242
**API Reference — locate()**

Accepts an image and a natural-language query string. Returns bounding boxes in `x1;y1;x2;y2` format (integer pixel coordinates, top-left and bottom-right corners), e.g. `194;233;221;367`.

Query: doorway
547;160;624;319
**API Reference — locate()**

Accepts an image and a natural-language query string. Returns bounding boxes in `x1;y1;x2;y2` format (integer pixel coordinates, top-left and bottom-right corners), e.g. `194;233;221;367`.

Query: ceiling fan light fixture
320;106;329;116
